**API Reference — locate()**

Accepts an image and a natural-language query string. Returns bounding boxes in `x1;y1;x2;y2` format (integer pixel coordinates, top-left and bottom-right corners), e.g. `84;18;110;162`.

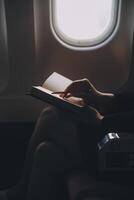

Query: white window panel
50;0;121;50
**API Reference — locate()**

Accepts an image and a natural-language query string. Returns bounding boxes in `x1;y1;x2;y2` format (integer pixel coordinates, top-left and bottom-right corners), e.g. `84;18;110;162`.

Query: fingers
62;84;77;98
62;80;88;97
65;92;88;98
66;96;86;106
60;78;95;100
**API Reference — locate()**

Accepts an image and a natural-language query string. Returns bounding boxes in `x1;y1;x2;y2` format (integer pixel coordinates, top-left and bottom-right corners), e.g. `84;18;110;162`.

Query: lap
29;106;100;169
27;141;71;200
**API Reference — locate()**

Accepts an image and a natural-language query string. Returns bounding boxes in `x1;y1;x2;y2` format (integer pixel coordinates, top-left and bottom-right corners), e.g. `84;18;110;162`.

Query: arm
61;78;115;115
87;92;115;115
90;92;134;115
61;78;134;115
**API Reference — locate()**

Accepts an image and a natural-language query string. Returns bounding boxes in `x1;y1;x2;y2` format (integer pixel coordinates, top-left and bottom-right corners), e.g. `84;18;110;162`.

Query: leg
7;106;84;200
26;141;71;200
7;105;102;200
24;105;102;174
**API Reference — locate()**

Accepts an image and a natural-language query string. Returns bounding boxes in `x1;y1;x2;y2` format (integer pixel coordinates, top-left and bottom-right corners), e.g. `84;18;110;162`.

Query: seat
67;171;134;200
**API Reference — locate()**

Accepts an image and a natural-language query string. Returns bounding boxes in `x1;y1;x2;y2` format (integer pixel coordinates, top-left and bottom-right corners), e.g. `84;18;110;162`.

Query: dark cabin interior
0;0;134;199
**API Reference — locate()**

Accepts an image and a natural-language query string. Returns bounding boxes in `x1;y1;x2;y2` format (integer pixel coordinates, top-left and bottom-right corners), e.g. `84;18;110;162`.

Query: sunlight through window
50;0;120;49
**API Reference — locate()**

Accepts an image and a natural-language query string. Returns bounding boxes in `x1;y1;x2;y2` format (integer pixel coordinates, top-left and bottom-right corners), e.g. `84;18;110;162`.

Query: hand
65;96;86;107
61;78;97;104
61;78;114;114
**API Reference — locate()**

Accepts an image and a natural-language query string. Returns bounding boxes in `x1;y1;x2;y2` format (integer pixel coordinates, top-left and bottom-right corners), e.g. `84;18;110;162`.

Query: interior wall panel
3;0;36;95
0;0;45;122
0;0;8;93
124;1;134;91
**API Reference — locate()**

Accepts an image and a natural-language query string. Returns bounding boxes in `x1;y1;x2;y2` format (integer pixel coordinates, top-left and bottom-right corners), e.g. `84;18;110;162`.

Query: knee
34;142;62;161
34;142;54;158
33;142;55;169
40;106;64;121
34;142;69;170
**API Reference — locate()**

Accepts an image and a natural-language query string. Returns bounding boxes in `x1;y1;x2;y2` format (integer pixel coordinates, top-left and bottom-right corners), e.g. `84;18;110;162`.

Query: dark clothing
7;92;134;200
102;93;134;132
105;93;134;114
7;106;100;200
26;94;134;200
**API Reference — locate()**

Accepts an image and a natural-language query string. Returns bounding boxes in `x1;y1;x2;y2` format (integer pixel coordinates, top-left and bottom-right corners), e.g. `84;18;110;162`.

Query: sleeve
107;92;134;114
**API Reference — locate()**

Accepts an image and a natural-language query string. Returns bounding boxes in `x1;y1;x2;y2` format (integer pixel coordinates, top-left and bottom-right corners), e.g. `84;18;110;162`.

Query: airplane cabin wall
0;0;134;122
0;0;45;122
125;1;134;91
0;0;8;93
33;0;134;93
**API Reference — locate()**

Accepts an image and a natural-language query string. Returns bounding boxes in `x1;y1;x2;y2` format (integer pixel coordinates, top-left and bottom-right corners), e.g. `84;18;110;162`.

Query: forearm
96;93;116;115
86;92;116;115
96;92;134;115
101;109;134;133
112;92;134;112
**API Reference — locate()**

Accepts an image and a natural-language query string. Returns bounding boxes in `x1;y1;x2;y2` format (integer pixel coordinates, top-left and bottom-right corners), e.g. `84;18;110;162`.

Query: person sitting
3;78;134;200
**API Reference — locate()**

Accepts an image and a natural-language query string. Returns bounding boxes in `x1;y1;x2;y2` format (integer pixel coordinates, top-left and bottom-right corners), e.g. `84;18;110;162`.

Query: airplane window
50;0;121;50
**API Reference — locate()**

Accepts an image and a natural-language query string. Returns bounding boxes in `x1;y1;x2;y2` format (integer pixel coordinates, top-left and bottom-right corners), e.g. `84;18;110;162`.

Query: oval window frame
50;0;121;50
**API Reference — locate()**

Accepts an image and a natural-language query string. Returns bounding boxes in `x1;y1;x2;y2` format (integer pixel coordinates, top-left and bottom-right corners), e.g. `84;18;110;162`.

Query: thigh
77;122;98;171
28;106;83;164
28;106;100;170
27;141;72;200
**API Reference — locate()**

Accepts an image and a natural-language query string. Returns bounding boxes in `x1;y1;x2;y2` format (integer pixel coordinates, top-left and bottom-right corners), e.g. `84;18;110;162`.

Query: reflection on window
50;0;120;49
